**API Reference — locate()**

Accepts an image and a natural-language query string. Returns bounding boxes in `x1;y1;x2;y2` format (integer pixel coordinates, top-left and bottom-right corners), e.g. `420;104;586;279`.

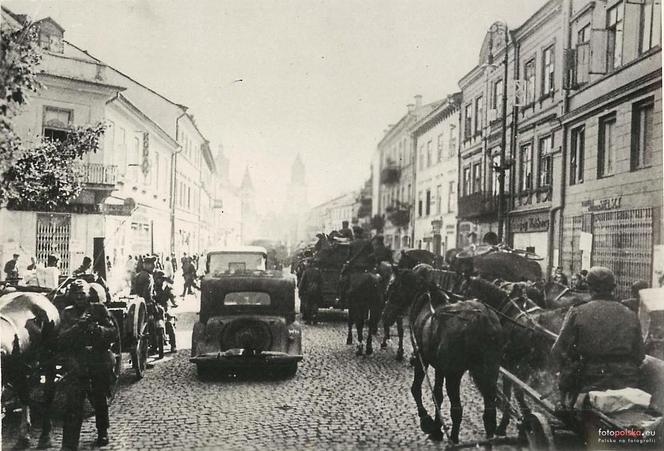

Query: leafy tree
2;123;106;211
0;21;106;210
0;22;42;177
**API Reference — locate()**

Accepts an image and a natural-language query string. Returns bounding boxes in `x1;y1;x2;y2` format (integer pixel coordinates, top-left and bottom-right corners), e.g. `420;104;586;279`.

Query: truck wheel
197;365;215;381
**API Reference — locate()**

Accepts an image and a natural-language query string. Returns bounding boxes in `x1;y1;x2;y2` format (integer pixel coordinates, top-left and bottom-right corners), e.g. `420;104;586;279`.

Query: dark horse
344;271;383;356
1;289;60;448
462;277;571;435
383;266;503;443
374;262;406;361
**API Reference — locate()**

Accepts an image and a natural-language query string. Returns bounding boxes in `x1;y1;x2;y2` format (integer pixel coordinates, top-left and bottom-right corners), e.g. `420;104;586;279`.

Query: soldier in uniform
298;258;323;325
552;266;645;407
338;227;377;304
58;279;116;449
339;220;354;240
132;256;156;304
371;235;393;265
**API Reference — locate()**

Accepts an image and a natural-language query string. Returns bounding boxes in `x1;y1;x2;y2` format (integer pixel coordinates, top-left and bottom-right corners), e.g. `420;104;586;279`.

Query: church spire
290;153;306;186
241;165;254;192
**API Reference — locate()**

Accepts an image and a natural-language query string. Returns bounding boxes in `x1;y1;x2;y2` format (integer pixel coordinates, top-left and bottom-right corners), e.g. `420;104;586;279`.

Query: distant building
239;166;258;244
213;145;242;247
374;96;439;251
283;154;309;251
411;93;461;256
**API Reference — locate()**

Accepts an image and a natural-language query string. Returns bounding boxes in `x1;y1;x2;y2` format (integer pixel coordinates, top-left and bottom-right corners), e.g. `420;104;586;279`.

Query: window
437;133;444;162
525;59;536;104
641;0;662;53
491;79;503;111
447;181;456;213
436;185;442;214
418;191;423;217
426;140;432;167
598;114;616;178
570;126;585;185
407;183;412;202
491;153;501;195
419;145;425;170
472;162;482;193
632;98;655;170
42;107;72;141
542;45;555;96
463;166;471;196
519;143;533;191
475;96;483;134
607;2;624;71
577;24;590;44
464;104;473;139
425;190;431;215
538;136;553;187
448;124;457;157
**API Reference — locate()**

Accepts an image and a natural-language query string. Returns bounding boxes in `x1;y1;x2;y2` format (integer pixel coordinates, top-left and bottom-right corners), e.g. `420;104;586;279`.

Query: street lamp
487;21;510;243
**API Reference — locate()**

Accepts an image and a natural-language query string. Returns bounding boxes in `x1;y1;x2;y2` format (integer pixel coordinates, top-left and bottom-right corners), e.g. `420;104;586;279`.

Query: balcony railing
380;166;401;185
80;163;117;186
458;191;508;220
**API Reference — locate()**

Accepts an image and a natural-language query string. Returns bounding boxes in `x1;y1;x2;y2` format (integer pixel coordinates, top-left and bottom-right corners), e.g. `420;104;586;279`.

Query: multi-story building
558;0;662;297
508;0;564;273
411;93;461;256
374;96;439;251
457;23;516;249
0;7;217;277
213;145;242;247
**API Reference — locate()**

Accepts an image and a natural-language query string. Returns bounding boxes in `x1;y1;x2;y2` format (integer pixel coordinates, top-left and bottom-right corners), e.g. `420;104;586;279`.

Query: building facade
0;7;217;280
559;0;662;297
457;25;515;249
508;0;564;273
374;96;438;251
411;93;461;256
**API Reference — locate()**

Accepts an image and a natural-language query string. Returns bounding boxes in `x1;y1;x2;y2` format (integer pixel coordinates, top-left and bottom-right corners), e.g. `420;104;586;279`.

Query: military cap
154;270;165;279
143;256;157;264
69;279;91;295
586;266;616;293
413;263;434;285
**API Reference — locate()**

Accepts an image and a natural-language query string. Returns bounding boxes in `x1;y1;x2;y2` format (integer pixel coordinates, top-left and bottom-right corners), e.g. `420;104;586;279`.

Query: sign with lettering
511;212;550;233
581;197;622;212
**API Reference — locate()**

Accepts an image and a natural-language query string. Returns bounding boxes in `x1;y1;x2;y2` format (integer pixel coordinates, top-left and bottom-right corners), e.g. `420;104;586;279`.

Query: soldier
339;227;376;303
58;279;116;449
298;258;323;325
552;266;645;407
132;256;156;304
339;220;354;240
3;253;19;281
371;235;393;265
72;256;92;276
621;280;649;314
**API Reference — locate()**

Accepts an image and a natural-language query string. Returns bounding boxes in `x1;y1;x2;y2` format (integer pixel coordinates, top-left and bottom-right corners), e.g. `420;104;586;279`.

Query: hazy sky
6;0;540;210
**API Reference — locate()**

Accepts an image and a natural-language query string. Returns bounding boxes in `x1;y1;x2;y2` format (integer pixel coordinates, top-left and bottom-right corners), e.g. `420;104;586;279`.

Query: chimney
407;104;415;113
414;95;423;109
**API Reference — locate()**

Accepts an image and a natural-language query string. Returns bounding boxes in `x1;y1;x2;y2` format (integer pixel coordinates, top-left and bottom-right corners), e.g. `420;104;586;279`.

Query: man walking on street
58;279;116;449
181;257;199;297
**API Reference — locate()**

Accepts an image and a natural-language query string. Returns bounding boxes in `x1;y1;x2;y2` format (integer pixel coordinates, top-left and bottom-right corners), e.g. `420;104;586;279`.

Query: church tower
284;154;309;251
239;165;257;244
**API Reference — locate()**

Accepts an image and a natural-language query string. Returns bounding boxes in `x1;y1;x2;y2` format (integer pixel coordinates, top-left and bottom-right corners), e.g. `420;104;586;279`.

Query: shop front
510;210;550;273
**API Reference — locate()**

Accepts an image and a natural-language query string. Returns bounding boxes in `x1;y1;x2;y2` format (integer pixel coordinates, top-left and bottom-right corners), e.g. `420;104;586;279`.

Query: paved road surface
3;290;521;450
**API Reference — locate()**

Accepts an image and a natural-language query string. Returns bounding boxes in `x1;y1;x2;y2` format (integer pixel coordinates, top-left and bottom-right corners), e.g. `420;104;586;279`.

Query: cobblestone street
2;291;518;450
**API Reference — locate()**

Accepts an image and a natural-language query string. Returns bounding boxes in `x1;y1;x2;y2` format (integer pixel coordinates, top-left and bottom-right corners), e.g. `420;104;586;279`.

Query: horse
383;266;503;443
462;277;571;435
539;279;591;309
1;289;61;448
344;271;383;356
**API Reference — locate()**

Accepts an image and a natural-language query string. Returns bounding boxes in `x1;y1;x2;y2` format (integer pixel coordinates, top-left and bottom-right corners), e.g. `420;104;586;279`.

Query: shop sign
511;212;550;233
582;197;622;212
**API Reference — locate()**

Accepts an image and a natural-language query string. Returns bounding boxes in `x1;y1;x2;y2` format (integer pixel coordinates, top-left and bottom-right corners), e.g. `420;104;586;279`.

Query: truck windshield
208;252;266;276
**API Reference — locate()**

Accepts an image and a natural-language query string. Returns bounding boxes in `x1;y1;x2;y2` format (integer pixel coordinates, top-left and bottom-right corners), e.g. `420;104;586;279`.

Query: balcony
458;191;508;220
380;165;401;185
80;163;118;186
387;209;410;228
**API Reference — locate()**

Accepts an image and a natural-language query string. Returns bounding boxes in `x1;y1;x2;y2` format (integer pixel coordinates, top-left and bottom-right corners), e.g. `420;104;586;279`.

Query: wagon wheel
108;315;123;401
522;412;555;451
131;305;149;379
